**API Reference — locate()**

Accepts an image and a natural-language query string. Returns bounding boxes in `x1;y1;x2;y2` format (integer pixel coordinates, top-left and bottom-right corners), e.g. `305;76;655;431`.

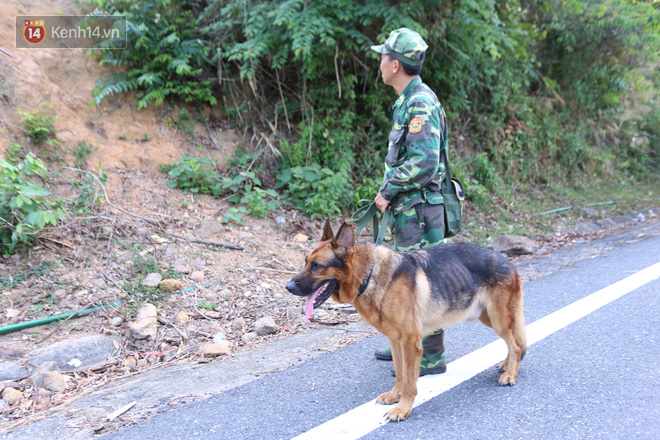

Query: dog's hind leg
486;274;526;386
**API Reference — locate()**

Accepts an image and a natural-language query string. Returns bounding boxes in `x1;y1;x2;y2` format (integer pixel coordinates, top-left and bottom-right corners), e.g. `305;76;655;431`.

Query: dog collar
357;267;374;297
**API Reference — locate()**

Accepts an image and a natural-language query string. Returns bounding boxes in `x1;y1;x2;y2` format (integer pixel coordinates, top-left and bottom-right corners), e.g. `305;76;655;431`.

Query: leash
351;201;390;245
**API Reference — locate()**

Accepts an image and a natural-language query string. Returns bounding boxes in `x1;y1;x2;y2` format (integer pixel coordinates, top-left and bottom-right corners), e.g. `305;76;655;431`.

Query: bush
17;102;58;146
0;154;66;255
89;0;659;219
164;157;280;219
88;0;217;109
276;165;353;218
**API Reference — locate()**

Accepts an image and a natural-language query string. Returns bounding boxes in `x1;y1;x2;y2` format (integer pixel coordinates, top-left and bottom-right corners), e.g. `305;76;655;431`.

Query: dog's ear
333;222;355;254
321;219;334;242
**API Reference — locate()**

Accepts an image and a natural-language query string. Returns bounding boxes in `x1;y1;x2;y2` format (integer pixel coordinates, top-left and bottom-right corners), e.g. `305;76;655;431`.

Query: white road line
292;262;660;440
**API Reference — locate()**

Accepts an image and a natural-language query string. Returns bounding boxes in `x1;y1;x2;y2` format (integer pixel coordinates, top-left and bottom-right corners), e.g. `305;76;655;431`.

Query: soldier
371;28;449;375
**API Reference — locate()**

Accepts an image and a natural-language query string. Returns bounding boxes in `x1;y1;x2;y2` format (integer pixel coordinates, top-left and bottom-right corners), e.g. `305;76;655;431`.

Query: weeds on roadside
0;261;54;292
72;141;95;169
17;102;58;146
0;153;67;255
117;243;180;304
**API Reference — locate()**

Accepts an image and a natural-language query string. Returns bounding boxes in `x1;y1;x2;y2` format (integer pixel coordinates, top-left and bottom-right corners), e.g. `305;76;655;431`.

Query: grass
456;179;658;247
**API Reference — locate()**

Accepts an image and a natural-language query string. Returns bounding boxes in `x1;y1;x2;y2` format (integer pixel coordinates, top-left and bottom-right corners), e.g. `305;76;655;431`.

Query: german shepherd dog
286;221;526;422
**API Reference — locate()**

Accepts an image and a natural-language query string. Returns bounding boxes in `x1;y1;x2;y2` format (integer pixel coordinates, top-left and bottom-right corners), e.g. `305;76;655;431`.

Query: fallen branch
159;231;244;251
106;401;137;422
248;266;297;275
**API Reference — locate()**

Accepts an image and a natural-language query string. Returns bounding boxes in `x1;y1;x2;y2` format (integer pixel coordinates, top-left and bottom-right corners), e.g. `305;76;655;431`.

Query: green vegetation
0;261;54;292
71;141;94;169
164;156;279;219
17;102;58;146
0;153;67;255
120;244;180;303
85;0;658;220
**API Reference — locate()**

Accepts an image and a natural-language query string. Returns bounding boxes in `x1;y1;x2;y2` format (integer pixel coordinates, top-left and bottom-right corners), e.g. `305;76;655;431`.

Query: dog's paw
377;390;400;405
496;360;508;373
386;404;411;422
498;372;516;386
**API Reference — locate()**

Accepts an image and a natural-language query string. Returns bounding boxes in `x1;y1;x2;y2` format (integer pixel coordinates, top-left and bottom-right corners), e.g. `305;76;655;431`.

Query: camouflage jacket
379;76;448;215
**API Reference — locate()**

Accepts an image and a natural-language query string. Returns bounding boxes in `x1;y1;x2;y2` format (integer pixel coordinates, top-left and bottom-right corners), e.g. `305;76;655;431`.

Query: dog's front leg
382;334;423;422
377;336;402;405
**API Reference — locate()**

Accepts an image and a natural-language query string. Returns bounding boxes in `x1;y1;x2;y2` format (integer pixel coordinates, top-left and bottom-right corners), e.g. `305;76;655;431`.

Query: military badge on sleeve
409;117;423;134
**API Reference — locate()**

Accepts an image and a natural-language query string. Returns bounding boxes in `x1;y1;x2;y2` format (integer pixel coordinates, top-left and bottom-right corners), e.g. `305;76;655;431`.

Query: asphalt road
109;234;660;440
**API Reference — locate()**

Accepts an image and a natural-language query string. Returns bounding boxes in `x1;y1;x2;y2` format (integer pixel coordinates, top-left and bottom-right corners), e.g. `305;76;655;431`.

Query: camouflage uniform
371;28;447;373
372;29;449;252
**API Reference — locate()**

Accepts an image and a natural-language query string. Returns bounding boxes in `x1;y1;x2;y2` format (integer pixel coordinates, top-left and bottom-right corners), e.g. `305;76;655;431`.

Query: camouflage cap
371;28;428;67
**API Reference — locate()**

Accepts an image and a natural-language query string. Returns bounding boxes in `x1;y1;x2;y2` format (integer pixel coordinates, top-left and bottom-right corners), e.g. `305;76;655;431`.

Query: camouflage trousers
392;201;445;252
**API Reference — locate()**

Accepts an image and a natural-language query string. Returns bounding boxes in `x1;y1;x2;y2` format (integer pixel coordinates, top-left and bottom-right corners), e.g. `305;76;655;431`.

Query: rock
574;222;603;234
0;363;29;383
142;273;162;288
596;218;617;228
6;309;20;319
174;311;190;324
192;258;206;269
134;227;150;237
159;279;182;291
28;362;60;389
191;271;205;283
212;332;227;344
0;346;27;361
244;291;253;298
260;282;272;290
294;233;308;243
123;357;137;370
174;262;192;274
2;387;24;405
128;304;158;340
28;335;116;373
34;397;51;410
241;332;258;344
42;371;67;393
200;341;232;356
231;317;246;333
53;289;68;300
137;359;148;368
611;214;635;225
254;316;278;336
219;288;235;300
273;293;283;300
239;279;249;285
111;316;125;327
275;216;286;225
204;292;220;301
492;235;538;256
197;221;223;239
581;207;599;218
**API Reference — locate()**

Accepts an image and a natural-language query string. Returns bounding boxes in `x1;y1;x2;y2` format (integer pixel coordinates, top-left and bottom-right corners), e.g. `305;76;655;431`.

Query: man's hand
375;191;390;214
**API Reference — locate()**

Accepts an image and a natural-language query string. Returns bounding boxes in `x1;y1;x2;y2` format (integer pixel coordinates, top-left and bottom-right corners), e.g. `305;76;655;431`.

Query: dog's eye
310;262;323;270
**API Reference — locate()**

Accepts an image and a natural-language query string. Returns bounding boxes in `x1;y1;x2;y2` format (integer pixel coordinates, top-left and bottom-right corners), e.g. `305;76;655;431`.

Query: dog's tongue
304;289;321;320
